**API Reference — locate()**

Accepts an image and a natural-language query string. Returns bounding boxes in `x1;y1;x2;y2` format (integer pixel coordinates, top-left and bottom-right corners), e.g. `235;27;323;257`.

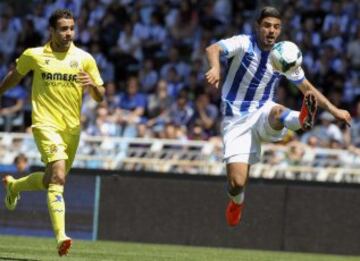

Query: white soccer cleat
3;175;20;211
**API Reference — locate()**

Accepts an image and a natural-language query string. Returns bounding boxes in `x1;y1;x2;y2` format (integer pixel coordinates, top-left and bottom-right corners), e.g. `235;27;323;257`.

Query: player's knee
51;174;66;186
229;173;246;189
270;105;286;121
43;175;66;188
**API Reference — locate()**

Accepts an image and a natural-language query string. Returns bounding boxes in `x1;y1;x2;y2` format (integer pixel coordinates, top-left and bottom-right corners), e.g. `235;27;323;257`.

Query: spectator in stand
13;153;30;176
0;15;18;63
350;99;360;147
169;0;198;47
189;93;219;139
0;84;26;132
116;76;147;138
188;123;207;141
16;18;42;49
90;42;115;83
86;104;118;137
160;47;190;81
159;121;187;141
138;58;158;93
111;22;141;80
347;27;360;70
103;81;120;115
115;22;142;62
27;2;48;37
137;121;153;138
147;79;173;134
168;90;193;127
301;111;344;148
142;11;168;58
0;52;8;80
166;66;184;98
322;2;349;36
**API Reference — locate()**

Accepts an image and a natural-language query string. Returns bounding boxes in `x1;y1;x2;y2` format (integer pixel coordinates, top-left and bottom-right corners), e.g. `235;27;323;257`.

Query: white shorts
222;101;287;165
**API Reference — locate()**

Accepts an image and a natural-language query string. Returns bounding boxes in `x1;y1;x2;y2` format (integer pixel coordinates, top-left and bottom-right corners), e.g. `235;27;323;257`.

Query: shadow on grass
0;257;39;261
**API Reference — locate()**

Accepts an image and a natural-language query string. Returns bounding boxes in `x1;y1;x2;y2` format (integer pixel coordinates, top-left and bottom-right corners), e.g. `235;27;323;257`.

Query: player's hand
78;70;95;88
333;109;352;127
205;67;220;88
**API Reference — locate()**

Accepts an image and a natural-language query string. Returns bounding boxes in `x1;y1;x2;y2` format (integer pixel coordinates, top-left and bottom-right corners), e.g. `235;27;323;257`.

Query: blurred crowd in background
0;0;360;153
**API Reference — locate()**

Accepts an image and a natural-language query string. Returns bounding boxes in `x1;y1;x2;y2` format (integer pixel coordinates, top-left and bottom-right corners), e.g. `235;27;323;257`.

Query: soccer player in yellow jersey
0;9;104;256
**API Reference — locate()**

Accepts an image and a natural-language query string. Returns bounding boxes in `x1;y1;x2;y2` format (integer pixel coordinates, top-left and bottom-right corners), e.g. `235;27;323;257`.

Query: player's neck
50;41;71;53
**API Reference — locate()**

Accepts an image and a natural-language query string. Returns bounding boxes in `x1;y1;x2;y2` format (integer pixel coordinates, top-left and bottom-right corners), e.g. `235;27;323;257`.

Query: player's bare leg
226;163;249;226
269;94;317;132
269;105;287;130
44;160;72;256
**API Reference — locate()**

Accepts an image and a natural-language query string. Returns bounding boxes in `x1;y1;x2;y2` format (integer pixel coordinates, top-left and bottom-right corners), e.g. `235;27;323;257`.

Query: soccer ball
269;41;302;73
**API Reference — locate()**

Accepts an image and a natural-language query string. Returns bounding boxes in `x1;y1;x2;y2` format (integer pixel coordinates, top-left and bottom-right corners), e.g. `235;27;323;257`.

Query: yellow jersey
16;42;103;134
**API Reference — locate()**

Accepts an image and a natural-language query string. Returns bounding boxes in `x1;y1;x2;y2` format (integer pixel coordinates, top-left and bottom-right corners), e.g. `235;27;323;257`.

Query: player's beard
265;35;276;46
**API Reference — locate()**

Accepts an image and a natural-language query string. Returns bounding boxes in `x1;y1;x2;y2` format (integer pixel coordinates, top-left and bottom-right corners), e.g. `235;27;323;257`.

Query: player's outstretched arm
205;43;222;89
78;70;105;103
298;78;352;127
0;68;24;96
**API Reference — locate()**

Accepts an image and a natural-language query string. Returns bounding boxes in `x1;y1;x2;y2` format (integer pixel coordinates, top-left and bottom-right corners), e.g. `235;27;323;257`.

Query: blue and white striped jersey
217;34;304;117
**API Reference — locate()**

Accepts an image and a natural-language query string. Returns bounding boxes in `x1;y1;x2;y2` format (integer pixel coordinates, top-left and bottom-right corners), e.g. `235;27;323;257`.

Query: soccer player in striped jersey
205;6;351;227
0;9;104;255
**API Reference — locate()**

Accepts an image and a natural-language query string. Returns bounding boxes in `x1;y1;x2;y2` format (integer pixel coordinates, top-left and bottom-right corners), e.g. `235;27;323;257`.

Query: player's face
51;18;75;51
256;17;281;51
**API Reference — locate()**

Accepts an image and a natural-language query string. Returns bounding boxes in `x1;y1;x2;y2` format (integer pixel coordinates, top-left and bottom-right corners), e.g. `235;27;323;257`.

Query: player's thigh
257;102;288;142
32;127;68;165
62;133;80;173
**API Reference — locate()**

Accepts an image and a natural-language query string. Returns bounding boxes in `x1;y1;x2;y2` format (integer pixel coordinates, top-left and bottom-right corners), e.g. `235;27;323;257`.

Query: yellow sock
47;184;66;242
11;172;46;194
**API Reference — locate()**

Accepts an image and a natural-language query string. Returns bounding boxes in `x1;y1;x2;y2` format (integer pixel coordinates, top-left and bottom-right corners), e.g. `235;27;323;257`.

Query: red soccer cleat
299;91;317;131
226;200;245;227
58;238;72;257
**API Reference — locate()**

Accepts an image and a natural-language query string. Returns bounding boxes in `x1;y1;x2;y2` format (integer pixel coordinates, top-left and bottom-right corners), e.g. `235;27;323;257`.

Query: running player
0;9;104;255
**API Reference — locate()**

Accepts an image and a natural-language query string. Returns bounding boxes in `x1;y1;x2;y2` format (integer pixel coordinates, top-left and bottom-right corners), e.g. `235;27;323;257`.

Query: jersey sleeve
16;49;34;76
284;66;305;85
83;54;104;86
217;35;248;58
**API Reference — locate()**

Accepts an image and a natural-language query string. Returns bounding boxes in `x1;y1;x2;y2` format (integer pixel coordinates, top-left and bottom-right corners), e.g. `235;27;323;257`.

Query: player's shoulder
223;34;253;47
22;46;44;57
72;45;94;60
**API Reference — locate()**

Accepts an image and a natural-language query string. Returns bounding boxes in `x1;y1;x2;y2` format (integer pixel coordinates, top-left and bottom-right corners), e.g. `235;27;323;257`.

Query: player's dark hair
49;9;74;29
256;6;281;23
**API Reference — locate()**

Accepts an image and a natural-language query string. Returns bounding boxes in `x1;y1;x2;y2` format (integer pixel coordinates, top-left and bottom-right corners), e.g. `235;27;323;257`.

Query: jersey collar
44;41;76;54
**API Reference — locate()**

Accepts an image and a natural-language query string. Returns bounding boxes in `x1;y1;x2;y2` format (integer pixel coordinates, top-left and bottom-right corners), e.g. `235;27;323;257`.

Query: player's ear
255;21;260;33
49;26;55;35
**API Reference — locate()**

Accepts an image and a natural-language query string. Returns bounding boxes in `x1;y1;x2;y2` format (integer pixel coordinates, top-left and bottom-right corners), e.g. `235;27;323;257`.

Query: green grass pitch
0;235;359;261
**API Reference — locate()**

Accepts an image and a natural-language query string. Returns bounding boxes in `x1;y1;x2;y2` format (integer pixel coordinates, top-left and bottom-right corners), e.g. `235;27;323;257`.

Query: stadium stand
1;132;360;183
0;0;359;180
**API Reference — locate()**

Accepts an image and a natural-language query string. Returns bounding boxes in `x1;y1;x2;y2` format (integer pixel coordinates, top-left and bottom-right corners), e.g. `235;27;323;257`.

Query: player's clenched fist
78;70;95;88
205;67;220;88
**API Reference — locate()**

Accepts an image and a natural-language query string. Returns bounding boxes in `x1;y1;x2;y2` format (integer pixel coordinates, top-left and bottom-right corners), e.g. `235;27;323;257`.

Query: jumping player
205;6;351;227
